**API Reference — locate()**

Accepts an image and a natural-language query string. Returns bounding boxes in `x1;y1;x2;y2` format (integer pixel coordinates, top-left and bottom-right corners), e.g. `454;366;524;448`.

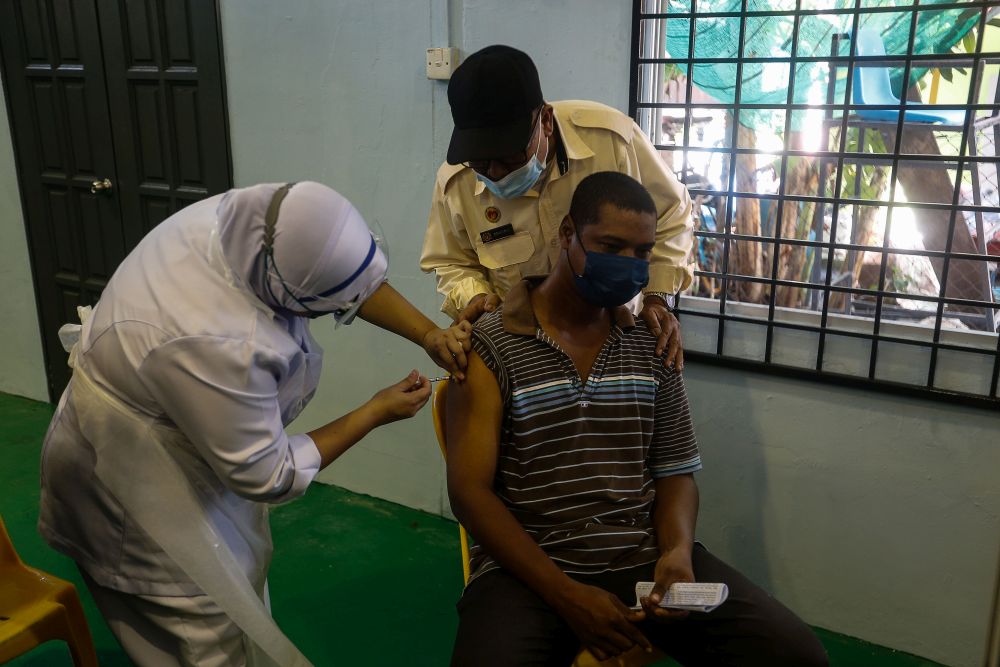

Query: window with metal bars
631;0;1000;407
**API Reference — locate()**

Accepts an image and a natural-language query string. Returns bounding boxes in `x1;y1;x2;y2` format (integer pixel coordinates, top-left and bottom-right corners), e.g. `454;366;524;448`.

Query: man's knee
763;622;828;667
699;625;829;667
706;629;827;667
757;610;831;667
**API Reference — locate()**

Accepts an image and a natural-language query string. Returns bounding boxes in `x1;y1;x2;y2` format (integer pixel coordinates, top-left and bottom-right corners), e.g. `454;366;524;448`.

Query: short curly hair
569;171;656;230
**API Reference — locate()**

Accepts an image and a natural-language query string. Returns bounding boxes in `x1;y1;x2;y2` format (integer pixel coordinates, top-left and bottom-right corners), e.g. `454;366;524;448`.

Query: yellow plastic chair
432;382;664;667
0;515;99;666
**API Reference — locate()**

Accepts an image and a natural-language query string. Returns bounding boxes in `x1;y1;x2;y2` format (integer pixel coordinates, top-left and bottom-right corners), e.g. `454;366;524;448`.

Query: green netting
663;0;983;130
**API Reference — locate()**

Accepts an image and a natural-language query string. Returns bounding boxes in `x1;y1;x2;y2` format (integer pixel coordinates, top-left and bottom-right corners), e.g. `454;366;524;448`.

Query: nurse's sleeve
137;336;321;504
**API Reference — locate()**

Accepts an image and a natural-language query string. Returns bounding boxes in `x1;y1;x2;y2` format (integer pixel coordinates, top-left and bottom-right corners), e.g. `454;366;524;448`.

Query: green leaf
962;31;977;54
956;8;979;24
951;8;979;30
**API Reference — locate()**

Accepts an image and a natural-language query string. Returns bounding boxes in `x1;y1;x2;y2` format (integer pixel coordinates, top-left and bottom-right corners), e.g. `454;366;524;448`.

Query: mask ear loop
263;182;322;316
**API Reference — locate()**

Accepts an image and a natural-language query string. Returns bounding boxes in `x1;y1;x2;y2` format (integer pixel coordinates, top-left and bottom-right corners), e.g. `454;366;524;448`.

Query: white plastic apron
61;308;313;667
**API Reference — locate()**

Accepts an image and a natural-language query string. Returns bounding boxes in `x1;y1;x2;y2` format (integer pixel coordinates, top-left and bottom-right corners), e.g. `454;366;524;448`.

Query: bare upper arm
445;350;503;497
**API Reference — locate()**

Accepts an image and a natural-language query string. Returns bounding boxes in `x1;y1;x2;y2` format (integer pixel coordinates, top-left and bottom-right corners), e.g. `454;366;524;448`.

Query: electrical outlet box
426;47;459;80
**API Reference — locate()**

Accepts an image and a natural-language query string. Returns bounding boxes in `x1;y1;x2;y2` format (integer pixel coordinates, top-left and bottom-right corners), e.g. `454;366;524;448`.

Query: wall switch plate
426;47;459;80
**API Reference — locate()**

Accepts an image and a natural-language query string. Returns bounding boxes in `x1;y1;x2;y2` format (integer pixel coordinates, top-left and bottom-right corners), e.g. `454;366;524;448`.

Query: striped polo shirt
468;277;702;583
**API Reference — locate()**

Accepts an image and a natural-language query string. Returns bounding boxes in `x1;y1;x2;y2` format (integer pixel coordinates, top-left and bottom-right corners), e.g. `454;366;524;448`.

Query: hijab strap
263;182;296;251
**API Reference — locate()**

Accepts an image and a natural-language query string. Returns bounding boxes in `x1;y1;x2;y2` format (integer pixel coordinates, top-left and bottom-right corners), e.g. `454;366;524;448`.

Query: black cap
446;45;544;165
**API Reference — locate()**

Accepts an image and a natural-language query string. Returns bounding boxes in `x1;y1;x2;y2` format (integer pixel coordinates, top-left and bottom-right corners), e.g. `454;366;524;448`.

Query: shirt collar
502;277;636;336
473;174;486;196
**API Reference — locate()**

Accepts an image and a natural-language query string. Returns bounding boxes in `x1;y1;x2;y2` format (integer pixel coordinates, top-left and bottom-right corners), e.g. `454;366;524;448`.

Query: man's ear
541;103;555;137
559;215;575;250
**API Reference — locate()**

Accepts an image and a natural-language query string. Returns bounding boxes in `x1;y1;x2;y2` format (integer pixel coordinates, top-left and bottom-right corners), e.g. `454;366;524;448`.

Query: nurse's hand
368;370;432;425
455;293;501;326
311;370;432;467
421;321;473;381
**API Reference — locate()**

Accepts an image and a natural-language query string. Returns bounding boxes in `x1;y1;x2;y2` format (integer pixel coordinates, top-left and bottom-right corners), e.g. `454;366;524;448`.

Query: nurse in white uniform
38;181;471;667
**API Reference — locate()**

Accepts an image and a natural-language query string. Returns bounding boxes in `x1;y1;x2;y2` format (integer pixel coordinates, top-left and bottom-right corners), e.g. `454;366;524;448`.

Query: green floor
0;392;945;666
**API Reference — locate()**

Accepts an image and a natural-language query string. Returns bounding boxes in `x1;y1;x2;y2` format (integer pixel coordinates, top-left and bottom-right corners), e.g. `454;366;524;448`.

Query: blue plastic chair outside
852;28;967;125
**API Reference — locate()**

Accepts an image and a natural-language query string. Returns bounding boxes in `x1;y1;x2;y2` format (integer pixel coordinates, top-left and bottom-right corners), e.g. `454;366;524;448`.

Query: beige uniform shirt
421;99;694;319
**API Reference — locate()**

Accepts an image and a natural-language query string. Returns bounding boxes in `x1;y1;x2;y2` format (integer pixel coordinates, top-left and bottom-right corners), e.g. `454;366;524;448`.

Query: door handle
90;178;113;194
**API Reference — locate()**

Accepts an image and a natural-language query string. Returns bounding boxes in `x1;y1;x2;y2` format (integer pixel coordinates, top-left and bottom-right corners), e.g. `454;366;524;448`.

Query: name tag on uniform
480;224;515;244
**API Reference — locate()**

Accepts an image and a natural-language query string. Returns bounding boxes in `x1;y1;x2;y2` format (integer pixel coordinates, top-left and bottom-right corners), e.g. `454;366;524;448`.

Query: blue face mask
568;233;650;308
476;132;548;199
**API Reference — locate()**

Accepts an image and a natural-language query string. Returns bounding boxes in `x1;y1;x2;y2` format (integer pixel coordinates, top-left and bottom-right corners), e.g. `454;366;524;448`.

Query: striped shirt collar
501;276;636;336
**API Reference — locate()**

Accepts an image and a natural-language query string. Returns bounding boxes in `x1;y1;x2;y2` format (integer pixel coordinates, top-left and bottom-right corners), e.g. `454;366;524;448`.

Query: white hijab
215;181;388;320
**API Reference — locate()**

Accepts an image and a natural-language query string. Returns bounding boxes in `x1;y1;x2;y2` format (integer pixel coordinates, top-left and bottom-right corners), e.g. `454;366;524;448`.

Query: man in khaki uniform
420;45;694;368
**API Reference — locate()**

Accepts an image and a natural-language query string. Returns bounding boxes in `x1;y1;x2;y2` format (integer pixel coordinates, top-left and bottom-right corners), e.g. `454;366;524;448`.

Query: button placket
535;325;623;408
536;328;584;395
580;327;619;407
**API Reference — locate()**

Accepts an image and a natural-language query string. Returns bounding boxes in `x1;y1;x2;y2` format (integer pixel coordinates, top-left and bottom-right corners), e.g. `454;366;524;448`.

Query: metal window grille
631;0;1000;408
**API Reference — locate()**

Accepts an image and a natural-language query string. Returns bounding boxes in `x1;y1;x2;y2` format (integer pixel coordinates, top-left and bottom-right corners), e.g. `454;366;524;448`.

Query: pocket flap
475;231;535;270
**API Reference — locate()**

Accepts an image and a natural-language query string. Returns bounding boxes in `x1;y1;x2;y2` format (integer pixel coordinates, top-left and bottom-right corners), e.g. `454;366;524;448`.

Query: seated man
446;171;828;667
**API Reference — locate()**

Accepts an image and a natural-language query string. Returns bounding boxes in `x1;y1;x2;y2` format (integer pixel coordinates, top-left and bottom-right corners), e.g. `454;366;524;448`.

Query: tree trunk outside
882;86;992;329
775;155;819;307
730;120;765;303
828;150;888;311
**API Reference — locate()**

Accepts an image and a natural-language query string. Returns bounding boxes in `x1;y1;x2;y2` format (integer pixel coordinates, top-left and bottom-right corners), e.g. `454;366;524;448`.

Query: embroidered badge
485;206;502;224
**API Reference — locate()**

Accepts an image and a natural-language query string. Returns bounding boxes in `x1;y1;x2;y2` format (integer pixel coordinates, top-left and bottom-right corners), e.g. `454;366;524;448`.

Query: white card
630;581;729;612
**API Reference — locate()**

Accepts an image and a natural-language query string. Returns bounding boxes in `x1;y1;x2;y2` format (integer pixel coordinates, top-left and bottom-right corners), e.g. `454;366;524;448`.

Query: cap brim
446;116;533;165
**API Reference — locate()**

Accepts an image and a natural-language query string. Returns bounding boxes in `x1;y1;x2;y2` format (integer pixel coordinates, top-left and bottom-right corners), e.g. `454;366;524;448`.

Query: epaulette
567;101;635;143
435;162;467;192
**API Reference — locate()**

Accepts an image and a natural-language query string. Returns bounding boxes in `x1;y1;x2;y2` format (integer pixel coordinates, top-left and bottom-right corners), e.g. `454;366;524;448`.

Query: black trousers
450;544;829;667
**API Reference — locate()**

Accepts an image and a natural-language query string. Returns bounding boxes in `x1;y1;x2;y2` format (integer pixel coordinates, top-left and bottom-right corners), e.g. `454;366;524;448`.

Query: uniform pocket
475;231;535;269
